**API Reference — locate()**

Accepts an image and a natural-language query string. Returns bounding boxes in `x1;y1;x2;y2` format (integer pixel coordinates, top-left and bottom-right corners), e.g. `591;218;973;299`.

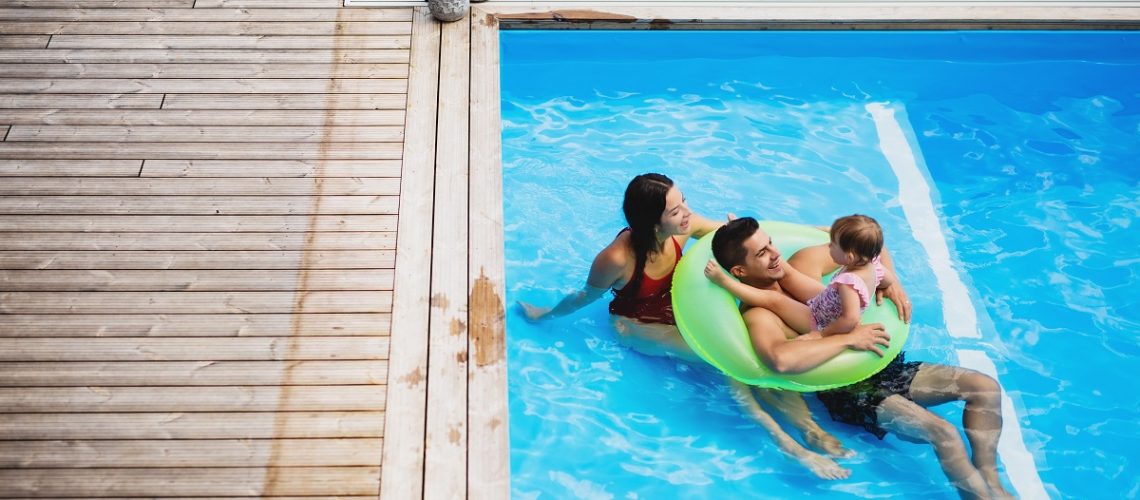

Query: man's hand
845;323;890;357
875;281;912;324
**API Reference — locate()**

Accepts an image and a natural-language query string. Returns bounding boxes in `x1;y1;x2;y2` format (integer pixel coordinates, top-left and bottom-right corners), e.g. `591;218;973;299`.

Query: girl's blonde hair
830;214;883;267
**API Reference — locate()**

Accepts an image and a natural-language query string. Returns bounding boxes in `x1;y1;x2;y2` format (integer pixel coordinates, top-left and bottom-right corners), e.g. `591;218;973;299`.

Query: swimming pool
501;30;1140;499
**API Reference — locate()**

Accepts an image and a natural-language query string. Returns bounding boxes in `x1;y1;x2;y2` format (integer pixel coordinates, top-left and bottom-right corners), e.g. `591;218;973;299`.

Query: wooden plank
142;159;402;177
468;8;510;498
0;93;162;109
0;0;193;6
0;360;387;386
49;35;411;49
0;21;411;36
0;269;393;291
0;250;394;269
0;196;397;215
0;109;406;126
8;125;404;143
0;35;48;48
0;313;389;337
0;291;392;314
0;8;411;22
0;411;385;440
0;63;409;78
0;438;385;468
1;125;7;141
0;386;386;413
162;93;407;110
0;49;409;64
0;178;400;196
0;290;391;314
0;232;394;251
423;12;469;500
0;160;142;177
380;8;437;500
0;142;404;160
0;215;397;232
0;467;381;497
0;337;388;361
0;78;408;94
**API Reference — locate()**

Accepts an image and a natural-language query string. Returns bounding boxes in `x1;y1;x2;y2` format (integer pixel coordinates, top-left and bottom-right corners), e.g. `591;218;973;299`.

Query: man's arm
874;247;911;322
745;307;889;374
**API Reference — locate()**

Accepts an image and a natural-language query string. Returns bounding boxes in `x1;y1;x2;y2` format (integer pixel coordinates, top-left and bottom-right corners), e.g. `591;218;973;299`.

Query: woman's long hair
621;173;674;294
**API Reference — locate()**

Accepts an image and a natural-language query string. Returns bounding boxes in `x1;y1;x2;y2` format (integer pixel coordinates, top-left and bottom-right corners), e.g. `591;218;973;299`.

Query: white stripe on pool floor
866;102;1048;500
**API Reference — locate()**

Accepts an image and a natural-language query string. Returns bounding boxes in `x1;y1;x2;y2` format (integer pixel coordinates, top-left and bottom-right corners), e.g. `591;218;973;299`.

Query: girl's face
657;187;692;237
829;238;850;266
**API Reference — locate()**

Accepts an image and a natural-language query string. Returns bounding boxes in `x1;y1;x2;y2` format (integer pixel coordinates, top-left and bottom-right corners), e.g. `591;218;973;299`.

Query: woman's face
658;187;692;236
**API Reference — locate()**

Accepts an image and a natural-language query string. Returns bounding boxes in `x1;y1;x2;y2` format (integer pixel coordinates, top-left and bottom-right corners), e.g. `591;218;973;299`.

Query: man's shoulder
741;304;780;323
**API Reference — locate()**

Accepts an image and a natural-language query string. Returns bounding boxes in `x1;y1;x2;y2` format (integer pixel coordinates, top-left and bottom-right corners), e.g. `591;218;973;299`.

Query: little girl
704;214;897;336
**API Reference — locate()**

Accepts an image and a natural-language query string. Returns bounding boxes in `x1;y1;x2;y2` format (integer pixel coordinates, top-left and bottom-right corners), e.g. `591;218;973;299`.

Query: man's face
731;228;786;285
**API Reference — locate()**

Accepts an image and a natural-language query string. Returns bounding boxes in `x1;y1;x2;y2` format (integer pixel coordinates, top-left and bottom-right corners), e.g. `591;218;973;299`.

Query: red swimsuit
608;232;683;325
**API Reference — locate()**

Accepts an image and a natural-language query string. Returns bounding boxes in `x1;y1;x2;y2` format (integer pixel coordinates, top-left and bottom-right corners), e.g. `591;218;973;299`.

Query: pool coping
381;5;1139;498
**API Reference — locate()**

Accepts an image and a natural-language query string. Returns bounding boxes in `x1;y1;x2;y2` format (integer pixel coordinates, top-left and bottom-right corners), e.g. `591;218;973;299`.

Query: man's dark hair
711;217;759;270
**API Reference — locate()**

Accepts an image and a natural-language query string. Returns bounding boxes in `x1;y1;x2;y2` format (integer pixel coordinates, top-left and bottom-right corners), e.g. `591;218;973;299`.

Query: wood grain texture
0;109;406;126
0;467;381;497
0;360;388;386
379;7;437;500
0;411;385;440
0;337;388;361
0;313;390;337
0;214;397;232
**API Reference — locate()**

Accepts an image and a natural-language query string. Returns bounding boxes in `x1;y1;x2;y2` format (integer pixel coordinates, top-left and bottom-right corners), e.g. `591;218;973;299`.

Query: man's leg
726;379;850;480
907;364;1012;499
753;388;853;458
876;395;992;500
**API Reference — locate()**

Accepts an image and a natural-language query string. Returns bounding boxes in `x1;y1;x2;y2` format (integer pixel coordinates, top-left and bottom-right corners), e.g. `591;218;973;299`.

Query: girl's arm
518;246;625;322
817;284;863;336
705;260;814;334
777;257;829;304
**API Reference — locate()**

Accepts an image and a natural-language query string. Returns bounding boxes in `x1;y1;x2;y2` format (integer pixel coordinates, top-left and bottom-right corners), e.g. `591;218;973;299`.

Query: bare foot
981;470;1015;500
793;450;851;480
805;429;855;459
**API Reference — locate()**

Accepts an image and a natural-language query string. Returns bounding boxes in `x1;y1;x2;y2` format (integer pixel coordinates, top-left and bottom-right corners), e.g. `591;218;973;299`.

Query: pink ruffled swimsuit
806;256;884;330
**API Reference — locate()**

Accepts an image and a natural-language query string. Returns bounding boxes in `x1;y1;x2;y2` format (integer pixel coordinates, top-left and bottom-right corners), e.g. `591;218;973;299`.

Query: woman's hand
517;301;551;322
875;281;912;324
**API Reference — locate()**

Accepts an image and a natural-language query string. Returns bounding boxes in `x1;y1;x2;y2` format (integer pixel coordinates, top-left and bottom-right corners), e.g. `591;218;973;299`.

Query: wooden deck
3;0;1137;497
0;1;511;497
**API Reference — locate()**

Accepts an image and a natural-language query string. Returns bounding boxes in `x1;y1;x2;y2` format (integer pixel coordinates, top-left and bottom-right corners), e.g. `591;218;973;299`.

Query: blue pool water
501;31;1140;499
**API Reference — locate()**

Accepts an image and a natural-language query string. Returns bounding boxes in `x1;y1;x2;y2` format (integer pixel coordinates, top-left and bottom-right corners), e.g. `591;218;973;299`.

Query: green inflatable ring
672;220;908;392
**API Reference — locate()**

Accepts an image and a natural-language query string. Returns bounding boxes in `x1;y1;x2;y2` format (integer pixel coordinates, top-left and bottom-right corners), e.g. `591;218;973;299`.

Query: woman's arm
518;244;627;322
688;212;726;239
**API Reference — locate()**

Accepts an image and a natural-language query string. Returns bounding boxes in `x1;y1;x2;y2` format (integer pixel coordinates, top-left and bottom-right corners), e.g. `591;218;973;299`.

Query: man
711;217;1013;500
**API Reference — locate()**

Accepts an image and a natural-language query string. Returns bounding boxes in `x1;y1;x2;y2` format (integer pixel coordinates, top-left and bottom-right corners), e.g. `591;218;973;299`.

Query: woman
519;173;853;480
